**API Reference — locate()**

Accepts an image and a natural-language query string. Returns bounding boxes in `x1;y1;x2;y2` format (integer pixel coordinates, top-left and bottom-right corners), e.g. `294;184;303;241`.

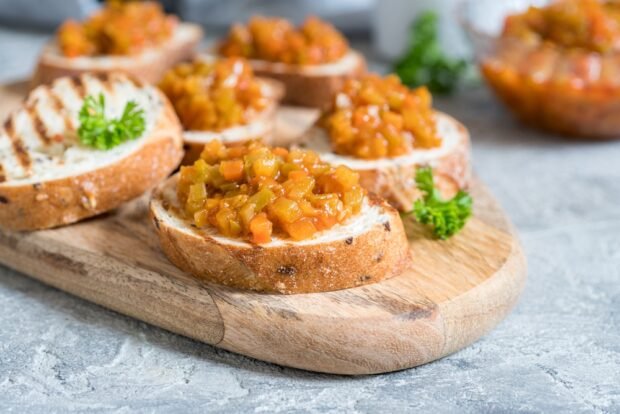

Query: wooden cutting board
0;81;526;375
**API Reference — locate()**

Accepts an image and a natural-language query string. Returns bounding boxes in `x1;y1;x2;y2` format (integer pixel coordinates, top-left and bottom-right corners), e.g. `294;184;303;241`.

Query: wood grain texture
0;81;526;375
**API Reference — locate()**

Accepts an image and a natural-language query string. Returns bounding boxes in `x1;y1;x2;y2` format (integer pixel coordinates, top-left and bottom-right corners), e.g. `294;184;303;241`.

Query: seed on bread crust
276;265;297;276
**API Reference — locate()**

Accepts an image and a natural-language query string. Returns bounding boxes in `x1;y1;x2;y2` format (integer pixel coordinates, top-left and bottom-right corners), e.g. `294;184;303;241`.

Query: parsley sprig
405;167;473;239
78;93;146;150
394;11;468;94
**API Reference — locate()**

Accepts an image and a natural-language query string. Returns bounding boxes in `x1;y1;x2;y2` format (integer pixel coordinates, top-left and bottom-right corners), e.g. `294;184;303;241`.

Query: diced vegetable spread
178;140;366;244
218;16;349;65
502;0;620;53
323;74;441;159
159;58;269;131
57;1;177;57
481;0;620;137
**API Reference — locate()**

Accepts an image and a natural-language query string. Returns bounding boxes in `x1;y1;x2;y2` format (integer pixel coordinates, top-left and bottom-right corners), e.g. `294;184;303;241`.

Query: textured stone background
0;27;619;414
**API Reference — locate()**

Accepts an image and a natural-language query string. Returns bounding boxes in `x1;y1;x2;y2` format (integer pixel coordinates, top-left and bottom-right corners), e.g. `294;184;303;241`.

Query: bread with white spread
0;73;183;230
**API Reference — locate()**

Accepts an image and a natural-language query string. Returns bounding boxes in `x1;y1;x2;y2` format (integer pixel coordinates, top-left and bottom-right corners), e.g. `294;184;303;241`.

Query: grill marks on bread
3;116;32;173
26;104;52;145
0;73;151;182
47;87;76;132
67;76;87;99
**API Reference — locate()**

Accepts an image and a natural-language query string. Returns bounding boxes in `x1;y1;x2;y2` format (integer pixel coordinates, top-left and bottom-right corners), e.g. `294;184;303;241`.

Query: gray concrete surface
0;26;619;414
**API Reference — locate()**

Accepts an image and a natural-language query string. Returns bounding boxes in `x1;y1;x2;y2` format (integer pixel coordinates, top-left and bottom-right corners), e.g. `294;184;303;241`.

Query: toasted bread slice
204;50;366;110
150;175;410;294
32;23;203;88
180;78;285;165
0;73;183;231
303;112;471;211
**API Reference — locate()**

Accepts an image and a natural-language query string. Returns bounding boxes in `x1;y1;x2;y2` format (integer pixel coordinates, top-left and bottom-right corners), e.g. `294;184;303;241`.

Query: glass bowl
459;0;620;139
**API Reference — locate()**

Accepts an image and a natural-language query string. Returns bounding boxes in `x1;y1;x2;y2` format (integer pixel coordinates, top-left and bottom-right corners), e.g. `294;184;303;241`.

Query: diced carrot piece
284;218;317;240
219;159;244;181
288;170;308;180
272;147;289;158
227;145;248;159
315;213;338;230
249;213;272;244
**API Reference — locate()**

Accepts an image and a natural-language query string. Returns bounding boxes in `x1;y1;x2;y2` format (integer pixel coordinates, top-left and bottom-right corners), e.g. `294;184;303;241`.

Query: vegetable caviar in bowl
461;0;620;138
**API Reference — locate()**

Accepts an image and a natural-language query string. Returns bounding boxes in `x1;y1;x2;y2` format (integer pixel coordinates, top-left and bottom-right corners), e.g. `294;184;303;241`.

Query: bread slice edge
32;23;204;87
150;174;411;294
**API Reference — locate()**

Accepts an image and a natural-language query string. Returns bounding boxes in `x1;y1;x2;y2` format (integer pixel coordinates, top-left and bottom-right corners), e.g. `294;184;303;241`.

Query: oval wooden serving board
0;81;526;375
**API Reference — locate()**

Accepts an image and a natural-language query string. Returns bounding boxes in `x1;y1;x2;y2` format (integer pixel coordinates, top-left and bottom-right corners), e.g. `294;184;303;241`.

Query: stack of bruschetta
0;1;472;294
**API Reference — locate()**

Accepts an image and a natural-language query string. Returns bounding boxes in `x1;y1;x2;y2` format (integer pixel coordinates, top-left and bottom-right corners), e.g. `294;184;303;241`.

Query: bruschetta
0;72;183;231
158;57;284;164
149;140;409;294
302;74;471;211
32;2;203;88
213;16;366;109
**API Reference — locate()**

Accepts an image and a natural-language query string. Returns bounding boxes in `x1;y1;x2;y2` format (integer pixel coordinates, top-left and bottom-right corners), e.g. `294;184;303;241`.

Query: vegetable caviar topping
78;93;146;150
57;1;177;57
158;58;268;131
218;16;349;65
178;140;366;244
405;167;472;239
502;0;620;53
323;74;441;159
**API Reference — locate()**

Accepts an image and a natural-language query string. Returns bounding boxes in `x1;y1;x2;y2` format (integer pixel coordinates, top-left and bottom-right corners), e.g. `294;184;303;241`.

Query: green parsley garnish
393;11;468;94
78;93;146;150
405;167;473;239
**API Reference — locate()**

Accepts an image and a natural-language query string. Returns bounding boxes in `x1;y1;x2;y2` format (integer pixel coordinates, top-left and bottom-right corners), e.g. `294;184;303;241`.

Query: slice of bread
302;112;471;211
204;50;366;110
0;72;183;231
32;23;203;88
180;78;284;165
150;175;410;294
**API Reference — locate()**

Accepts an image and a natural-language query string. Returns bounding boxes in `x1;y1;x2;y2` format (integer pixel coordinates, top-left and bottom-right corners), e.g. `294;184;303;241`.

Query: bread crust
245;51;367;110
150;177;411;294
0;95;184;231
31;23;203;88
304;113;471;211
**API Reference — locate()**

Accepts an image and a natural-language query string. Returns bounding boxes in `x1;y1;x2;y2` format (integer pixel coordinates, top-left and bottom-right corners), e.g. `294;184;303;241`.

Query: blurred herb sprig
393;11;468;94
